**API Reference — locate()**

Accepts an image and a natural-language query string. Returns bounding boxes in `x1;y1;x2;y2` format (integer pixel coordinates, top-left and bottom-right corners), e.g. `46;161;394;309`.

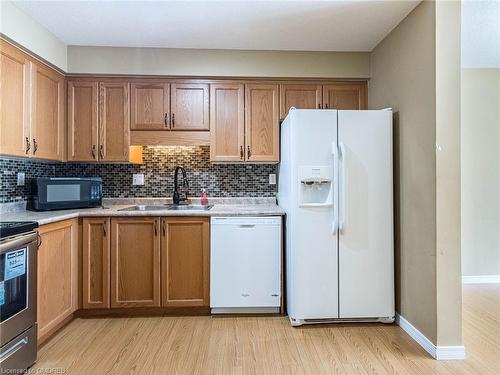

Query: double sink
119;204;213;212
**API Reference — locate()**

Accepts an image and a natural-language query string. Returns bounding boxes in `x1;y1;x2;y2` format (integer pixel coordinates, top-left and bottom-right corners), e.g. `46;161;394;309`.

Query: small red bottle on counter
201;189;209;206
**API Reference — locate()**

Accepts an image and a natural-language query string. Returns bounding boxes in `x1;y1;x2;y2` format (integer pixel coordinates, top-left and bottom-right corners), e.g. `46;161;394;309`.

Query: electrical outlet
17;172;25;186
132;174;144;186
269;174;276;185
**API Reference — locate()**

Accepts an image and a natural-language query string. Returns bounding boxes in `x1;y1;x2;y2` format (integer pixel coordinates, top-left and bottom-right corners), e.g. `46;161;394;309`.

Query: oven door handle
0;337;29;363
0;233;38;254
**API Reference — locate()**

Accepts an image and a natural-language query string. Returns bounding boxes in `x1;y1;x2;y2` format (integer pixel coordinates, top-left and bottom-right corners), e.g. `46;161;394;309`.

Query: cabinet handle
154;221;158;236
91;145;96;159
325;103;328;109
164;113;169;127
240;146;244;160
33;139;38;154
99;144;104;159
102;223;107;236
171;113;175;127
318;104;322;109
247;145;251;159
37;234;43;248
25;137;31;154
162;221;166;236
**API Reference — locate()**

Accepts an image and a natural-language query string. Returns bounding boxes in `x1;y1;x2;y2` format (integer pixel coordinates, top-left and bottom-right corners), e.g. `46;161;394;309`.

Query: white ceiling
13;0;420;52
461;0;500;68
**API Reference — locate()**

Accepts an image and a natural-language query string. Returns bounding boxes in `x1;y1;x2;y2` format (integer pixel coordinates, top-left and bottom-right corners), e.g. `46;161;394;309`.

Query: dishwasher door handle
238;224;255;228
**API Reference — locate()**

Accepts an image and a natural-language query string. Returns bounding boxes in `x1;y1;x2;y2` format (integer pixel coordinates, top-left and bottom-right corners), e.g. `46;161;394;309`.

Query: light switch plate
132;174;144;186
17;172;25;186
269;174;277;185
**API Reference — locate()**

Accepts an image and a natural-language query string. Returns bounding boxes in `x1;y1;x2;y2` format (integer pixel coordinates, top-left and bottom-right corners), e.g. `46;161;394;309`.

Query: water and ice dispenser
298;166;333;207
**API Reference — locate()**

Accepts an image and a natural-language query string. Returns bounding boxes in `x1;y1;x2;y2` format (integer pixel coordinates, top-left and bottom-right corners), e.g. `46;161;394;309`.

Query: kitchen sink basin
118;204;213;212
165;204;213;211
118;205;169;211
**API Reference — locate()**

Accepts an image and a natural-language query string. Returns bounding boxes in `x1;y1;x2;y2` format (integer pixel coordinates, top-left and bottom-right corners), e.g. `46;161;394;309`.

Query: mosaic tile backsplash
0;146;278;203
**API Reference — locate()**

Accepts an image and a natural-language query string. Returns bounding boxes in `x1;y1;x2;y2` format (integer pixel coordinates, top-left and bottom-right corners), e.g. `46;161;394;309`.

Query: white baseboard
396;314;465;360
462;275;500;284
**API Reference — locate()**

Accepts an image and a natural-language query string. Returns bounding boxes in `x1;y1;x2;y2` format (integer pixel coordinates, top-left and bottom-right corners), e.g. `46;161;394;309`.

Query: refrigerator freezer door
283;109;340;321
338;110;395;319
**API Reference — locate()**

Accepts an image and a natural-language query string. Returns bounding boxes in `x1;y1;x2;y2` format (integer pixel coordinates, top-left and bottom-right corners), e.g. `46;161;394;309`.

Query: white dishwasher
210;216;282;314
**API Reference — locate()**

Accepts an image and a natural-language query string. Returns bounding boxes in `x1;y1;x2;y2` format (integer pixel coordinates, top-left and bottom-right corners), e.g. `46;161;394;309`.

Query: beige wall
370;0;463;347
461;69;500;276
0;1;67;70
369;0;438;343
435;0;462;347
67;46;370;78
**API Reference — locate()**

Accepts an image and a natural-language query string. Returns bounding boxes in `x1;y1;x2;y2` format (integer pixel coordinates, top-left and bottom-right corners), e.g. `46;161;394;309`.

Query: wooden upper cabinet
0;41;30;157
110;217;160;307
161;217;209;307
67;81;98;161
323;82;367;110
245;83;279;162
30;61;65;160
37;219;78;344
82;218;110;309
131;82;169;130
279;84;322;118
210;83;245;162
170;83;209;131
99;82;130;162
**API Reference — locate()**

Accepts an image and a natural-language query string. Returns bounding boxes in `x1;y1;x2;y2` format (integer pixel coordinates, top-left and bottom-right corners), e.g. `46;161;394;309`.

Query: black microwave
31;177;102;211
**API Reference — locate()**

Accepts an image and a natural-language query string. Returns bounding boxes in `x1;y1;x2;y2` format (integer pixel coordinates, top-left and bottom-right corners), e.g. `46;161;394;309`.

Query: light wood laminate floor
34;284;500;374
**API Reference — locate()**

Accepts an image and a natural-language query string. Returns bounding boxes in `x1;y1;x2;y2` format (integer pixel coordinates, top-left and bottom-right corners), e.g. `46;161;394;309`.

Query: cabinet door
279;84;322;118
110;217;160;307
161;217;209;307
0;41;30;157
323;82;367;110
67;81;99;161
245;83;279;162
30;62;65;160
37;219;78;343
170;83;209;131
99;82;130;162
131;82;170;130
82;218;110;309
209;83;245;162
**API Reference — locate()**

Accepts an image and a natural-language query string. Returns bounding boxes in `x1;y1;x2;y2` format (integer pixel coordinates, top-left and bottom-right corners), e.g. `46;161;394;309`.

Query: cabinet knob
25;137;31;154
33;139;38;154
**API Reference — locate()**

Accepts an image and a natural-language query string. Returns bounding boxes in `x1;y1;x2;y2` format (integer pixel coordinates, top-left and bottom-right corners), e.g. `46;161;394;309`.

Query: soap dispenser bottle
201;189;209;206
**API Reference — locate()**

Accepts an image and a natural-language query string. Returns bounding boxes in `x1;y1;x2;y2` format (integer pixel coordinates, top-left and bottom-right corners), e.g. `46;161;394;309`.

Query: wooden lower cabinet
110;217;161;307
82;218;110;308
161;217;210;307
37;219;78;343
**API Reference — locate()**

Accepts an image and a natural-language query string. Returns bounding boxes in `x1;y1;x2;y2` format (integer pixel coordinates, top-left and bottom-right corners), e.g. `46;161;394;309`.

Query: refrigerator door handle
332;142;339;235
339;142;347;233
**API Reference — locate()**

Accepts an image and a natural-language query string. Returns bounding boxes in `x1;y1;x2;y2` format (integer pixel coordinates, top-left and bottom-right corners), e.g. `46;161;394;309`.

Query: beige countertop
0;198;285;226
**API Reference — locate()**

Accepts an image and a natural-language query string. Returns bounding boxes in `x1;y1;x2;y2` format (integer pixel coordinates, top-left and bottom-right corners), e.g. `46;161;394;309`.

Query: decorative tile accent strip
0;146;278;203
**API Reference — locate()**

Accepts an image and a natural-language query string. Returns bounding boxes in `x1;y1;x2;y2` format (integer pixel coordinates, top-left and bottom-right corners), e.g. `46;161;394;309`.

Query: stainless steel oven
0;222;38;372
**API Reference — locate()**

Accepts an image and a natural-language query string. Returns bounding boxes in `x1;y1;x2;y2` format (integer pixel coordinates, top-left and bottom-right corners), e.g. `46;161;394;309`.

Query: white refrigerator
279;109;394;326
